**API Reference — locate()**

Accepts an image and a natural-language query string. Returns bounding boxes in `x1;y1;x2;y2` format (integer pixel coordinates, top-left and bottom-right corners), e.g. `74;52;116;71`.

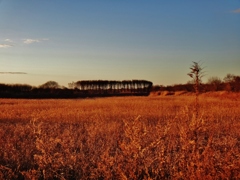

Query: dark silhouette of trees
0;79;152;98
0;84;33;98
206;76;223;91
39;81;60;89
152;73;240;94
73;80;153;96
1;73;240;99
223;74;240;92
224;74;235;83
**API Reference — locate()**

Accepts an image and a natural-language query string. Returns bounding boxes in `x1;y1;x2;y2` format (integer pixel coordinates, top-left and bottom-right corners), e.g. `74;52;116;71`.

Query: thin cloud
232;8;240;13
23;39;40;44
23;38;49;44
0;44;13;48
0;72;27;74
4;39;13;42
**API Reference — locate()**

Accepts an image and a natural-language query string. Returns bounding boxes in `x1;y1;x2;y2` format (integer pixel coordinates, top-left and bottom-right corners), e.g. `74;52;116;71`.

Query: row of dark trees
70;80;152;94
152;74;240;93
0;80;153;98
1;73;239;98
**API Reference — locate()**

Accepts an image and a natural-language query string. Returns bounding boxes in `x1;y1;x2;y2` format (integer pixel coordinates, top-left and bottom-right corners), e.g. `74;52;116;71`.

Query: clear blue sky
0;0;240;87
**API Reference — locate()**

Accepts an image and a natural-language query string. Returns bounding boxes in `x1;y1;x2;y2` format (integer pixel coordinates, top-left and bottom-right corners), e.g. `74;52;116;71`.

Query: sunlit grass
0;95;239;179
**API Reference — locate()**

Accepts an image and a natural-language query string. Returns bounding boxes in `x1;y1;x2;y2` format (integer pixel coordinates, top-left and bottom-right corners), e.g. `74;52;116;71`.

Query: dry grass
0;95;239;179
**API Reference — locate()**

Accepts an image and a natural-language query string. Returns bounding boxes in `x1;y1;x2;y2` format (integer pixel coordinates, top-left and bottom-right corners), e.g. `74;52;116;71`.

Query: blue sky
0;0;240;87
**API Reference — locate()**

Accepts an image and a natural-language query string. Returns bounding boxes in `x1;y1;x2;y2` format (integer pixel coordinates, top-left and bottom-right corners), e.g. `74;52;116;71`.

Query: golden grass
0;95;239;179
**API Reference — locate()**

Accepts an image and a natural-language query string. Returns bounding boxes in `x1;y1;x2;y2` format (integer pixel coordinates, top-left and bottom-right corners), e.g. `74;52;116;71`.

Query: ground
0;93;239;179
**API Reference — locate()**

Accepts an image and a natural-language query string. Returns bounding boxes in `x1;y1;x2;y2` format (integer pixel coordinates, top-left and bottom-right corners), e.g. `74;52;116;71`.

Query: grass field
0;93;239;179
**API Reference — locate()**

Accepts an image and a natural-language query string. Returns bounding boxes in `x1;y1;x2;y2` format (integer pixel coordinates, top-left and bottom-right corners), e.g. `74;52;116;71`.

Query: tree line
152;74;240;93
0;80;153;98
69;80;152;93
0;73;239;98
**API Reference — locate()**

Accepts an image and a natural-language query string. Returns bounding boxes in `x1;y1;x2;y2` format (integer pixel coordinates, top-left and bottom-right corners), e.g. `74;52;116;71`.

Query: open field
0;94;240;179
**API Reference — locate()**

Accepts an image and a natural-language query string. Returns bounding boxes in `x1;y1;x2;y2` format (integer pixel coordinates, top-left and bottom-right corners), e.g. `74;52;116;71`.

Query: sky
0;0;240;87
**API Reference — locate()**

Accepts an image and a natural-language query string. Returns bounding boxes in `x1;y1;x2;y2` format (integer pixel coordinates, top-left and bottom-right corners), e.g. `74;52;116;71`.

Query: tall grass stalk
188;61;204;120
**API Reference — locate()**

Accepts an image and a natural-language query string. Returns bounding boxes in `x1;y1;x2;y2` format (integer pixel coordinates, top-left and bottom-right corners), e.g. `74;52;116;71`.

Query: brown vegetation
0;95;239;179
